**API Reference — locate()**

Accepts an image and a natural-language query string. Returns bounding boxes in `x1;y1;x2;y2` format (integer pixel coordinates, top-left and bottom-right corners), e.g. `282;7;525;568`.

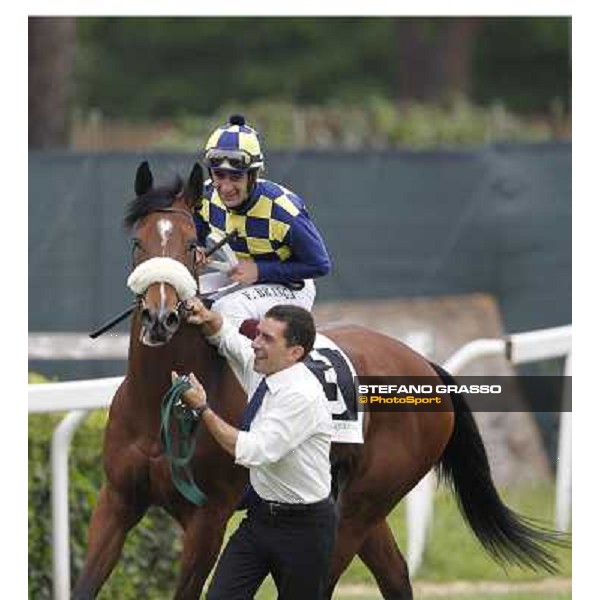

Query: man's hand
229;259;259;285
171;371;239;457
183;297;213;326
183;297;224;336
171;371;207;409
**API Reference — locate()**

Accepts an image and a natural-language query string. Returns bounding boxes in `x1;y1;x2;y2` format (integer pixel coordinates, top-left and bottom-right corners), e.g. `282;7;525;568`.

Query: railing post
406;469;435;575
51;409;90;600
555;352;572;531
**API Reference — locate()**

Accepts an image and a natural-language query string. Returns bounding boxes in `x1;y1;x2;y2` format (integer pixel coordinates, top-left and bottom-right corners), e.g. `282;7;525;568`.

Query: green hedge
28;409;183;599
149;95;566;152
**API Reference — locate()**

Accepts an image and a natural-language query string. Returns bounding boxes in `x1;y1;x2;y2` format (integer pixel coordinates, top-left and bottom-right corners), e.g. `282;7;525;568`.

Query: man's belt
252;496;332;517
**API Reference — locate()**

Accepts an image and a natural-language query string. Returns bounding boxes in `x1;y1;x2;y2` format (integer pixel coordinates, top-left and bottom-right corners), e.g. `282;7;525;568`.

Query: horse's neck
126;314;222;415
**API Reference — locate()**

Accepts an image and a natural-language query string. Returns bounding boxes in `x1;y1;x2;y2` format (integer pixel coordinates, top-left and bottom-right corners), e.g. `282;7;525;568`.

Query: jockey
192;114;332;330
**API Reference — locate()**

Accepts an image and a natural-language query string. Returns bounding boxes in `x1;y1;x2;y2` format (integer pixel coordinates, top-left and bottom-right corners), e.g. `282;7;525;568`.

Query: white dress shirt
206;318;333;503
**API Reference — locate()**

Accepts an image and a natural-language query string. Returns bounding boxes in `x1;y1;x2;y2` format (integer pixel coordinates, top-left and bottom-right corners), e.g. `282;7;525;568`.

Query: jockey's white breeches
211;280;316;329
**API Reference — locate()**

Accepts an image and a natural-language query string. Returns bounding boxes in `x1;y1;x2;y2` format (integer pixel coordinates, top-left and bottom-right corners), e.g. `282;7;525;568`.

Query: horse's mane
123;175;184;230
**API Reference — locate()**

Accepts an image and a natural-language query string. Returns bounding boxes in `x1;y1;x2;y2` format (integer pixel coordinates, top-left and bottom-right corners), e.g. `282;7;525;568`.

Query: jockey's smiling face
212;169;249;208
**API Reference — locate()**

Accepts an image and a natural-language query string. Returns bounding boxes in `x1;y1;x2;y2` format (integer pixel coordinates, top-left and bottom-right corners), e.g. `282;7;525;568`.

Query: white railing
29;377;122;600
406;324;572;574
28;325;571;597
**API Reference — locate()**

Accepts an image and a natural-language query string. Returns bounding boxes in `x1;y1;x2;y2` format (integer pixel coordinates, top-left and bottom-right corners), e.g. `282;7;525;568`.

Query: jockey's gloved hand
229;259;259;285
194;247;212;267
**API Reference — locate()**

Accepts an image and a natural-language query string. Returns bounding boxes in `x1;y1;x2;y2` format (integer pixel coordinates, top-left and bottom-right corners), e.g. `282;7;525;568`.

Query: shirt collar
264;362;305;393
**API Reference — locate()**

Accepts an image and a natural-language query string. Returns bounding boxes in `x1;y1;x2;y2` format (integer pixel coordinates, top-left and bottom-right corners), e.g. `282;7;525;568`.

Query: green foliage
75;17;371;117
154;95;557;152
473;17;571;113
29;411;62;597
74;17;570;119
28;409;182;599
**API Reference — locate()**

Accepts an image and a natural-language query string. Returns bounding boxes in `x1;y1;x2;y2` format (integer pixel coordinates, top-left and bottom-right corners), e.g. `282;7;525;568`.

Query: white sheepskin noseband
127;257;197;300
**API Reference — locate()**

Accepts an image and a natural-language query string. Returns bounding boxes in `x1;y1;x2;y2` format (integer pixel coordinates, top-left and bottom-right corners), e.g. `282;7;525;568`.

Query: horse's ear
135;161;153;196
184;162;204;206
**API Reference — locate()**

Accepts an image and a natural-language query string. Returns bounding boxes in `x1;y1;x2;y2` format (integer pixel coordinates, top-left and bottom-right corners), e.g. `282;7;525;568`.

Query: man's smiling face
251;317;304;375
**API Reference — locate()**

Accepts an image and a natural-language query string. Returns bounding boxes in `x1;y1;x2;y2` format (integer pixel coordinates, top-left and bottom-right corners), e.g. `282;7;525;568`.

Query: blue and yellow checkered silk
193;179;331;285
205;122;262;163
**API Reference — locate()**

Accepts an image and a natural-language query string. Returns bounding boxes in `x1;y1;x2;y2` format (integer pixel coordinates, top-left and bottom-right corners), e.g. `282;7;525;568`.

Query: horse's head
125;161;204;346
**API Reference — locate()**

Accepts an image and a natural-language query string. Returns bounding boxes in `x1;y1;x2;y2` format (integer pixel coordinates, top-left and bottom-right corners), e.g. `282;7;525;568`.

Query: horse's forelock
123;175;184;230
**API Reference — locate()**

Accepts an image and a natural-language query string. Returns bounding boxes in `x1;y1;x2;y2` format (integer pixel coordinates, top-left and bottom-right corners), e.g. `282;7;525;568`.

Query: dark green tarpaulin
28;143;571;379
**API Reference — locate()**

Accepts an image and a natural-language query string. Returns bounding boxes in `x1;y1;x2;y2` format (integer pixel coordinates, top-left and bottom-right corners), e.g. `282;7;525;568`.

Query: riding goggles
203;149;256;172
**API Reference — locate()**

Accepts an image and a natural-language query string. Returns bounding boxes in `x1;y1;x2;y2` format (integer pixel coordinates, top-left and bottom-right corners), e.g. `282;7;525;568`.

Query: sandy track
334;577;571;597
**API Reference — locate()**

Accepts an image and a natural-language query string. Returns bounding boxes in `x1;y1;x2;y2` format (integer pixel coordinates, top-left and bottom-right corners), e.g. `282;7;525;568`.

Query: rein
159;376;207;506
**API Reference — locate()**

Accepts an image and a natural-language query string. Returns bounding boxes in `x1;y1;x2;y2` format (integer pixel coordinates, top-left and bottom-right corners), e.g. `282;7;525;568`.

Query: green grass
210;482;571;599
340;483;571;584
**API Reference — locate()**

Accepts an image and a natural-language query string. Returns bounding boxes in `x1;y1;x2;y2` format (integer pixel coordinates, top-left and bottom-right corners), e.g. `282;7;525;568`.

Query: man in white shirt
174;301;335;600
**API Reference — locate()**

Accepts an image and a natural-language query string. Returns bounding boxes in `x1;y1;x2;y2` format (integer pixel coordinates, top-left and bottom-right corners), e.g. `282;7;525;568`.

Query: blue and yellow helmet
202;114;264;173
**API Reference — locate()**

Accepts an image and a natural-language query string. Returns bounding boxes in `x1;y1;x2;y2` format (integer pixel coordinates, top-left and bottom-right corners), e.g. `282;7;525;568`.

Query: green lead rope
160;377;208;506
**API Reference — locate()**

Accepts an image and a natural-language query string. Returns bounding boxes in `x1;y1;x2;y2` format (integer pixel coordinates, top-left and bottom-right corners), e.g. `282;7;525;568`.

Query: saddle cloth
306;333;364;445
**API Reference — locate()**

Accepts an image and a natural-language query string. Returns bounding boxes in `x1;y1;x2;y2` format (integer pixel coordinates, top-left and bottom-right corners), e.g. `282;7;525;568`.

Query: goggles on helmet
203;148;257;172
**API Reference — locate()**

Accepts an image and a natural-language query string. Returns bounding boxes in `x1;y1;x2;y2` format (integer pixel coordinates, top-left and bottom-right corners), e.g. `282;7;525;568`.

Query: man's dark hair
265;305;316;360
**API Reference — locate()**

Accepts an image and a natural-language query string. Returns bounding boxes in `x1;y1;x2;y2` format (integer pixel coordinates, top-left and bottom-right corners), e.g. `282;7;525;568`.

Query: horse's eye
131;239;144;263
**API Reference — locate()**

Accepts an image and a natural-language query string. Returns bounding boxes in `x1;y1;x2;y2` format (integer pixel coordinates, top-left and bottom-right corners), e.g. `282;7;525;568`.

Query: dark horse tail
430;362;568;572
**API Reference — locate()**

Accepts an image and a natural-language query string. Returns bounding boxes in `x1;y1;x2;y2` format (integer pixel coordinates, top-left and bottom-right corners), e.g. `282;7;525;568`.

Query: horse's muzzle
140;306;182;346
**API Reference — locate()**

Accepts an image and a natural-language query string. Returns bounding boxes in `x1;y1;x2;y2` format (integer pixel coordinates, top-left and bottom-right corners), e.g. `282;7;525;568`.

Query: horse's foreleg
358;520;412;600
173;505;232;600
72;483;147;599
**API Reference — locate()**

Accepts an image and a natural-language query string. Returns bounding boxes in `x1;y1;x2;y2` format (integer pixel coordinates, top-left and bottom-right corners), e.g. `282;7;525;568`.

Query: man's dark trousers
206;497;337;600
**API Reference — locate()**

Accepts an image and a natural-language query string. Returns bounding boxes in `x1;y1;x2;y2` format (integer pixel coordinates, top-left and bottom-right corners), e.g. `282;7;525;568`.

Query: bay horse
73;161;564;599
